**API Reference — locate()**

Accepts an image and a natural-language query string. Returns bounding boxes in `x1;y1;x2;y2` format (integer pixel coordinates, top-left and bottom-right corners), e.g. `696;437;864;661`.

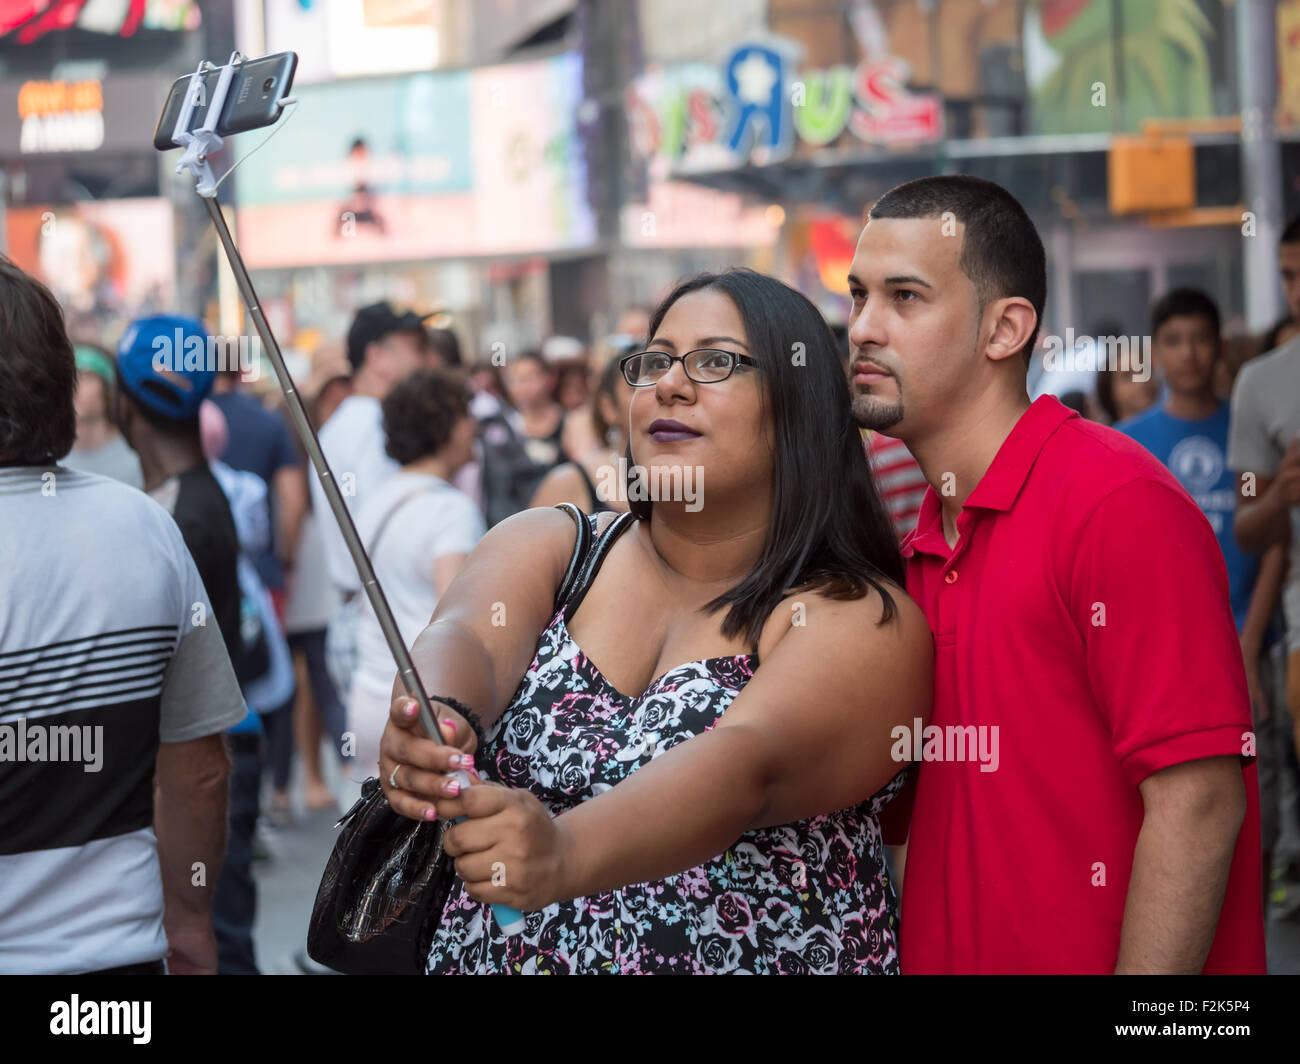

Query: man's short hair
869;175;1047;363
346;302;425;371
0;256;76;463
1150;287;1220;340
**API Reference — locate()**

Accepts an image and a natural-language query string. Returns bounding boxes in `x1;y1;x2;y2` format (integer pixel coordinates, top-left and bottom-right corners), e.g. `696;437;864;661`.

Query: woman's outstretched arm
437;586;934;911
377;506;584;818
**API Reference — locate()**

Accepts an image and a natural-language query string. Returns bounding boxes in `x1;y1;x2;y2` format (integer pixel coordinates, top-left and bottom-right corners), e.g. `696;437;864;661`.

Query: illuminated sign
17;79;104;153
1;1;200;43
628;37;942;172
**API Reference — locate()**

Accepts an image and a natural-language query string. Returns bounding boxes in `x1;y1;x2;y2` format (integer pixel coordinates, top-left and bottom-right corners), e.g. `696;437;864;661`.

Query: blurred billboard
0;0;200;43
5;197;175;344
232;51;596;266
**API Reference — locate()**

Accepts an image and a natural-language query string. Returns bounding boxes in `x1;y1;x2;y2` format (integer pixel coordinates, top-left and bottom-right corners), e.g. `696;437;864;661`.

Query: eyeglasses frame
618;347;759;387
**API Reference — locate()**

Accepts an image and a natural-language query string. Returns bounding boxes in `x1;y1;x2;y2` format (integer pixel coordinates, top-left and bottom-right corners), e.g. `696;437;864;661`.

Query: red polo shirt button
944;570;959;584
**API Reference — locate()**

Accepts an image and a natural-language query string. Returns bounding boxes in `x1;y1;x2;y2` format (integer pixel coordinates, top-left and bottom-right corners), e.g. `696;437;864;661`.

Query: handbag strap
553;501;593;610
557;509;635;619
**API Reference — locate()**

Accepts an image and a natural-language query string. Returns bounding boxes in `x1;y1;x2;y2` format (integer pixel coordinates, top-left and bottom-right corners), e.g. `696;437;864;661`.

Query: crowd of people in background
41;290;663;972
3;181;1297;974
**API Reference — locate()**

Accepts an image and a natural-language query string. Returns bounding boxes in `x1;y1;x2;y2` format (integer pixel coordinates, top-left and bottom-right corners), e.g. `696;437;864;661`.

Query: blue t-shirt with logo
1116;401;1257;631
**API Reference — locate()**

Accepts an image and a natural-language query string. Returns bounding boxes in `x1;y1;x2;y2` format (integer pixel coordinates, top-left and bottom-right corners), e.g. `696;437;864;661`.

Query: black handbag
305;502;595;974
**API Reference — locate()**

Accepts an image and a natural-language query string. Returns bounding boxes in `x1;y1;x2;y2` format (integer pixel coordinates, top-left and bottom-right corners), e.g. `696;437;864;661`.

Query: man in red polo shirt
848;174;1265;974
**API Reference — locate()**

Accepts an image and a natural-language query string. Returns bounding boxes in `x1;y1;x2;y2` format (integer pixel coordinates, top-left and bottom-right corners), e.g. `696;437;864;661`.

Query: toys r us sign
626;37;941;173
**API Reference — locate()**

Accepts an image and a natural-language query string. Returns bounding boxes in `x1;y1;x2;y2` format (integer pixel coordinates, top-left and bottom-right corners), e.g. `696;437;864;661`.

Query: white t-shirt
350;472;485;699
283;509;342;634
310;395;399;593
1228;337;1300;652
0;465;245;974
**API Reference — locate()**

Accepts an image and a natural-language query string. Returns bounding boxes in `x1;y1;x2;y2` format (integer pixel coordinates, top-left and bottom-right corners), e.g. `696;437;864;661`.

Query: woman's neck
520;402;561;434
643;493;771;589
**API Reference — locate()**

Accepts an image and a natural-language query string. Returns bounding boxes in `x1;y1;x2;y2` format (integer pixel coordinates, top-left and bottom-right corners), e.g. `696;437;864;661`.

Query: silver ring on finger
388;763;401;790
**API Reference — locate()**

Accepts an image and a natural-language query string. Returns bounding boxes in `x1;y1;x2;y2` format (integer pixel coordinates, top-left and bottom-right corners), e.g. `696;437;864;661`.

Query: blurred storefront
232;0;605;359
225;0;1300;355
19;0;1285;358
624;0;1300;342
229;52;596;353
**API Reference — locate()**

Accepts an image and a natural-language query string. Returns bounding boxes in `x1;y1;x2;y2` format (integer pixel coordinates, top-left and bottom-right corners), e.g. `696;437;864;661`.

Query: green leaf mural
1028;0;1216;134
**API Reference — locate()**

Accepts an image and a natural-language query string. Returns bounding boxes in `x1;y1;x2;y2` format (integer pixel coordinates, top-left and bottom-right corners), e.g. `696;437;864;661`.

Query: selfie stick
168;54;525;936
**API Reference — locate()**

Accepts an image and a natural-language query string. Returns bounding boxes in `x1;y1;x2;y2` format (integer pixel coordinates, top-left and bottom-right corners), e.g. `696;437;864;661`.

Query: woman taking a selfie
377;269;932;974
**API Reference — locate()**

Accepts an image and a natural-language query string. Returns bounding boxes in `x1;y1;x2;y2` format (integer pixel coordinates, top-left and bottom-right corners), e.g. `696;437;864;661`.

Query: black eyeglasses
619;348;758;387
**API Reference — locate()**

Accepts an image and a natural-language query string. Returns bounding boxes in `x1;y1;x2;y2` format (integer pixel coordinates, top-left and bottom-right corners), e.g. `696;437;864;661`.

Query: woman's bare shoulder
757;579;931;664
464;505;583;576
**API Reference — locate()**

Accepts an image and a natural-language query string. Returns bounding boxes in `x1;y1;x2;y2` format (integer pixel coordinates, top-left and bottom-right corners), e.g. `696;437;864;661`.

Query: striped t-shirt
0;465;245;974
864;432;928;541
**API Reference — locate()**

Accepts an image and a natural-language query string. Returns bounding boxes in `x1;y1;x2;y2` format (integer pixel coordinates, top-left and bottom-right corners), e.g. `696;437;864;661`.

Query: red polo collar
901;395;1078;559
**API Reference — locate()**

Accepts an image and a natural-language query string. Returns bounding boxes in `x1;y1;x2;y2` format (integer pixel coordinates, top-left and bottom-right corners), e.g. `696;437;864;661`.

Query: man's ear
983;296;1038;365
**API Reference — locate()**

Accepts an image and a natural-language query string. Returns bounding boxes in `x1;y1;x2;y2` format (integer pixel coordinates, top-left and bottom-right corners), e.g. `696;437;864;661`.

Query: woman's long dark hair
630;269;904;650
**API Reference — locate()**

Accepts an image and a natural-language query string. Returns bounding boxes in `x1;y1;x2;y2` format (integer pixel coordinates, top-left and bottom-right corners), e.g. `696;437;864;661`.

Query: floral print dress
425;517;905;975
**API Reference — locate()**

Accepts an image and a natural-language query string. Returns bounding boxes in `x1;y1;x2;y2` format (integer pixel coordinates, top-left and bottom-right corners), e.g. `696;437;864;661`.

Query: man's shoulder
171;466;237;542
8;466;192;577
175;463;230;507
214;389;277;432
330;394;381;425
319;395;383;451
49;466;180;533
1237;335;1300;392
1038;415;1198;520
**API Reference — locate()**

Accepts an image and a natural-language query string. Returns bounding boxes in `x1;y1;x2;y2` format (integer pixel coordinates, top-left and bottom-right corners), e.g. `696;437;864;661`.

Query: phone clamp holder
172;51;244;198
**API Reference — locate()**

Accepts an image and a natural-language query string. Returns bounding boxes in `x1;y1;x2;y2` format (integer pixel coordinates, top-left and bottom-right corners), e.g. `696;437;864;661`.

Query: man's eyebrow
847;273;934;289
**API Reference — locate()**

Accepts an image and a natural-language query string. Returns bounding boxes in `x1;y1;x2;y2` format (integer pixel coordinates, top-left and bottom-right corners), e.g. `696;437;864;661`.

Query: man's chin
851;394;905;433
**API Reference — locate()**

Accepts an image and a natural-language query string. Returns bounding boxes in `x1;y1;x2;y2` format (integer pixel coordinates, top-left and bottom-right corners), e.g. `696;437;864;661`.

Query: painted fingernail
463;757;476;774
449;753;463;768
404;700;418;717
442;717;458;734
424;808;438;821
467;767;481;780
444;779;461;796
